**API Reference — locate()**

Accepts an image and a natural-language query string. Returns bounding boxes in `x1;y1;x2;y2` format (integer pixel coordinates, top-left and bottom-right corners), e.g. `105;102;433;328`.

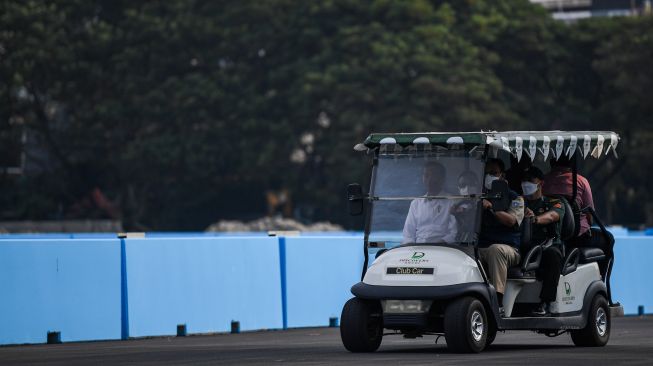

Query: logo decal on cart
562;282;575;304
399;252;429;264
411;252;425;259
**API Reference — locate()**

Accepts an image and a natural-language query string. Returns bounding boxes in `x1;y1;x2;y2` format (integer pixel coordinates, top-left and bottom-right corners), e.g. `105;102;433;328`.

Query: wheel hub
471;310;484;342
596;307;607;336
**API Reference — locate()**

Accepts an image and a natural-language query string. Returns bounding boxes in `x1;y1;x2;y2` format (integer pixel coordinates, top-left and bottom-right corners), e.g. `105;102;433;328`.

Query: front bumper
383;313;429;328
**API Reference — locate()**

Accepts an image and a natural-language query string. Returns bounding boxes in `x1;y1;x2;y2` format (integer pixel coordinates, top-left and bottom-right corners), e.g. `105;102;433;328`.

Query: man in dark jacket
478;158;525;313
522;167;565;316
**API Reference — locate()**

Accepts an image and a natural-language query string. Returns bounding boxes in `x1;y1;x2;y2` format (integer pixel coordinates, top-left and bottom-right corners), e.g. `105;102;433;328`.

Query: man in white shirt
402;161;457;244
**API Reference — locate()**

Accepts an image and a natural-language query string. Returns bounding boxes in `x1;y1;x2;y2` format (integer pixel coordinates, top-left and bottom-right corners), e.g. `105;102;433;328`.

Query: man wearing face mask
451;171;481;243
478;159;525;314
456;171;481;197
522;167;565;316
402;161;458;244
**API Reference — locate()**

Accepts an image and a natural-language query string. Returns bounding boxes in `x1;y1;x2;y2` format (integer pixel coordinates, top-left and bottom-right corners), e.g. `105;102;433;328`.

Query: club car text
386;267;435;275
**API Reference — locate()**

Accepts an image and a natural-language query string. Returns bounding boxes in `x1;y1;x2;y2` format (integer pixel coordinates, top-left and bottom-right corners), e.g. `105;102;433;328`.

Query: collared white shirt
402;196;457;244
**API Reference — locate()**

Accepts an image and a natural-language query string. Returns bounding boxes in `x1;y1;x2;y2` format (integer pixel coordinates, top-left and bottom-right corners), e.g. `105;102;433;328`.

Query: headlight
382;300;432;314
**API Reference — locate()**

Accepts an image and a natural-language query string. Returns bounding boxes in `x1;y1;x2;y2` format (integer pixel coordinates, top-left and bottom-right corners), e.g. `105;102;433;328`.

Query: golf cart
340;131;624;353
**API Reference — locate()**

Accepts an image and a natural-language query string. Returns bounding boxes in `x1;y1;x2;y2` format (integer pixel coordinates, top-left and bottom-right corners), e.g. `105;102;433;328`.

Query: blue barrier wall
283;236;364;328
124;237;283;337
611;237;653;314
0;239;122;344
0;232;652;345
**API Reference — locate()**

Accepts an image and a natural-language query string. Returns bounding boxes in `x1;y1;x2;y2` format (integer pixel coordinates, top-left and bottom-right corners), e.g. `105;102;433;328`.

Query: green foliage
1;0;651;229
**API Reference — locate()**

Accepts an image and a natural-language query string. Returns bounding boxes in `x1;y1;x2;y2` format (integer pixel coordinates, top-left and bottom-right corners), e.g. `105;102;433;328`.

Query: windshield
368;149;485;247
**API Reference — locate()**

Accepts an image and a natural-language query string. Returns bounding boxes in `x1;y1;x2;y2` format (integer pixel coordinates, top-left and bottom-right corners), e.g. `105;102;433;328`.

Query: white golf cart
341;131;624;353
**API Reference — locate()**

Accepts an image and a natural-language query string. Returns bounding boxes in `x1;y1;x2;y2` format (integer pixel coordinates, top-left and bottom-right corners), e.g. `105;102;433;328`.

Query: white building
531;0;651;22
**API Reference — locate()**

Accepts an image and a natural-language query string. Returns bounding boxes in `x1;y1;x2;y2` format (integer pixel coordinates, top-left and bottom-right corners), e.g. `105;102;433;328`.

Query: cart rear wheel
570;294;610;347
340;298;383;352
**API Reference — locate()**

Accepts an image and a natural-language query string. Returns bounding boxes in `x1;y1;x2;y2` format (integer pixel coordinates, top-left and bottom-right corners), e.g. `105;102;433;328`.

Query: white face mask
459;186;469;195
484;174;499;190
521;181;539;197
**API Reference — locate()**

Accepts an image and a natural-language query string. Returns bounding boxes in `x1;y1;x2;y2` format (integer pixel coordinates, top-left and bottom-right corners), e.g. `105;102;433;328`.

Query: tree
1;0;651;229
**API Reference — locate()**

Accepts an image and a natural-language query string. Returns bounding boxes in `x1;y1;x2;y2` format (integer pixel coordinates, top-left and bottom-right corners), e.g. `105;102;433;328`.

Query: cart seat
578;247;605;263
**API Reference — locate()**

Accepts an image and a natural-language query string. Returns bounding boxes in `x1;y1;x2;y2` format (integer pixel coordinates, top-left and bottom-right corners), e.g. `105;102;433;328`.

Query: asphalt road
1;317;652;365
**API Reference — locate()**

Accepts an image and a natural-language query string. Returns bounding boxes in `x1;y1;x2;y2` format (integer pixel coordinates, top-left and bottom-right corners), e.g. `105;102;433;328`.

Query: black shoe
531;302;549;316
499;307;505;317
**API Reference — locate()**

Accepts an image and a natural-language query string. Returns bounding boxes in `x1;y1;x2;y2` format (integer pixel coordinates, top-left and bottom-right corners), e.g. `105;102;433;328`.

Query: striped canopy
355;131;620;160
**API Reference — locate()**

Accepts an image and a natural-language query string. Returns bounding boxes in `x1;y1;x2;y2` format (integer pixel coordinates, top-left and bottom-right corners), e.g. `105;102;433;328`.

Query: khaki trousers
479;244;520;295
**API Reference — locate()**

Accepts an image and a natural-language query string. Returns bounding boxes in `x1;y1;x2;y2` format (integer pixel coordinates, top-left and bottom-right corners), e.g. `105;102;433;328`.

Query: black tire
486;325;497;347
444;296;488;353
340;298;383;352
570;294;610;347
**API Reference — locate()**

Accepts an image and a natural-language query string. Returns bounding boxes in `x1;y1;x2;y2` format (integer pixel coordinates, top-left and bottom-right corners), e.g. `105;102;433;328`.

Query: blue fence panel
0;239;122;345
283;236;364;328
124;237;283;337
611;236;653;315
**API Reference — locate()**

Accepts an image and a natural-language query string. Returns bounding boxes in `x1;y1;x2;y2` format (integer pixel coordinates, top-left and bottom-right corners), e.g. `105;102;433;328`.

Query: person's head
422;161;446;194
521;166;545;200
510;154;532;171
457;171;480;195
550;155;572;170
484;158;505;190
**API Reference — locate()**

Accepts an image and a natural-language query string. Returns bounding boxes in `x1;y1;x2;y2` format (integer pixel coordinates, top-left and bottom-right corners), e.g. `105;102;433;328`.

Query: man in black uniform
521;167;566;316
478;159;525;314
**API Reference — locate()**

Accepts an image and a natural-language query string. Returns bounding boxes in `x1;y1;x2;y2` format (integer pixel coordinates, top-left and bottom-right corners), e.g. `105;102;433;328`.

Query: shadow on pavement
379;343;575;354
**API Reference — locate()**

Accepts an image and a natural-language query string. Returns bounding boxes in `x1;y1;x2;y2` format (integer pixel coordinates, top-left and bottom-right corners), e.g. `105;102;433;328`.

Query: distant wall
0;232;651;345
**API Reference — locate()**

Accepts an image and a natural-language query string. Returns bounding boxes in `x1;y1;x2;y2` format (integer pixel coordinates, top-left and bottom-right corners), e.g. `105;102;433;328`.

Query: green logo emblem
565;282;571;296
411;252;425;259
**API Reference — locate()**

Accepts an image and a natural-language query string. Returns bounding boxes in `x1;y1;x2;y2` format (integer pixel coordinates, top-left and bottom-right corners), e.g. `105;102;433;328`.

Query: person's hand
525;207;534;218
482;199;493;210
451;203;466;214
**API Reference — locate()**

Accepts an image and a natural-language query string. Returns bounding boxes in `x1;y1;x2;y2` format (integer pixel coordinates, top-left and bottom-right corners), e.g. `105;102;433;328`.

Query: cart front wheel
444;296;488;353
340;298;383;352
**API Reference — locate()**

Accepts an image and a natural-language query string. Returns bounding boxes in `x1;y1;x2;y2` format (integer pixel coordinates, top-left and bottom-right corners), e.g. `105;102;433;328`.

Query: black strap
571;152;578;204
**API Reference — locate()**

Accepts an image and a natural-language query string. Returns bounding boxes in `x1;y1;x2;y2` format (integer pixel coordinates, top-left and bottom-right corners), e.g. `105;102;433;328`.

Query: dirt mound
205;216;344;232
